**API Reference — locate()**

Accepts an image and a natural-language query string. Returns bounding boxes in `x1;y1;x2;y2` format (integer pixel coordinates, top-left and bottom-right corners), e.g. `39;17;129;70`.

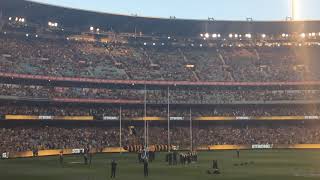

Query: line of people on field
166;151;198;165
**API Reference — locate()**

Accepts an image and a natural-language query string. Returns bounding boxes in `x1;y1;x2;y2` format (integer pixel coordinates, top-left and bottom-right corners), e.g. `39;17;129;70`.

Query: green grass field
1;150;320;180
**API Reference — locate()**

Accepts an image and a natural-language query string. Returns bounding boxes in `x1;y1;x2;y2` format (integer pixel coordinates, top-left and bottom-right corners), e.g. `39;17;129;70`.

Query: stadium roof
1;0;320;36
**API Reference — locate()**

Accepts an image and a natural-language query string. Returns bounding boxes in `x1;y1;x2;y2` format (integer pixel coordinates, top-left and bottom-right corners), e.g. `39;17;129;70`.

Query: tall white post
144;84;147;150
119;106;122;154
190;107;193;152
167;86;170;152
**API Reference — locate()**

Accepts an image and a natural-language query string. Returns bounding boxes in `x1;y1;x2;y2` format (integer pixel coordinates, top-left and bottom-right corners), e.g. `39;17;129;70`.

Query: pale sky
30;0;320;21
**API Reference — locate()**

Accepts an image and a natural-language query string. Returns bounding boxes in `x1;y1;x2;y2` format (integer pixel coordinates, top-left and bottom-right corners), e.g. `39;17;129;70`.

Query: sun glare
292;0;301;20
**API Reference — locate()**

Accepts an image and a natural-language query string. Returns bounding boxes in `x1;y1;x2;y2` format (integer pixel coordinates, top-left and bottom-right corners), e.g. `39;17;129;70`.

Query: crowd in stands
1;104;320;117
0;127;122;153
1;83;320;105
1;123;320;153
1;35;320;82
3;29;320;155
0;84;142;100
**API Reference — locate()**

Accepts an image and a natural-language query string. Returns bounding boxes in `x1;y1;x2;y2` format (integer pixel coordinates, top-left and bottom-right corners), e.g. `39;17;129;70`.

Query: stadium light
96;28;100;32
200;34;203;37
25;34;29;37
312;32;316;37
205;33;209;38
212;34;217;38
261;34;266;38
235;34;238;38
144;42;147;46
15;17;18;21
229;34;233;38
90;26;94;31
282;33;286;37
18;18;24;22
168;36;171;39
8;17;12;21
245;33;252;39
48;21;58;27
300;33;306;38
153;43;156;46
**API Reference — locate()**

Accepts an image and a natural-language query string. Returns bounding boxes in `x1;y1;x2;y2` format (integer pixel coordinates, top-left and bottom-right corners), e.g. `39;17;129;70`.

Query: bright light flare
292;0;301;20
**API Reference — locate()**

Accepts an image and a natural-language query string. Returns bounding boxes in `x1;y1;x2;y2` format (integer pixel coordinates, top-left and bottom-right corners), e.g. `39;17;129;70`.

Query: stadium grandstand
2;0;320;179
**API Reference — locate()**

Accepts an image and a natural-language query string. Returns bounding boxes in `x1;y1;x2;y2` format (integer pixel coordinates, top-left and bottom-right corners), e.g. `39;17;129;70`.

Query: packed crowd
0;83;142;100
0;127;122;153
170;124;320;147
1;35;320;82
1;123;320;153
0;104;320;117
1;83;320;104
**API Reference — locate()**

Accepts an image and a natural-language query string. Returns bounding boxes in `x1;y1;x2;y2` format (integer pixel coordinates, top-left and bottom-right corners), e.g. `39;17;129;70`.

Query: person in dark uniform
207;160;220;175
89;152;93;166
138;151;141;163
212;160;218;169
111;160;117;178
173;151;177;165
187;153;191;164
143;159;149;177
149;151;155;162
59;150;64;166
236;149;240;158
168;153;173;165
195;152;198;162
84;153;88;165
32;147;38;157
182;154;186;165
